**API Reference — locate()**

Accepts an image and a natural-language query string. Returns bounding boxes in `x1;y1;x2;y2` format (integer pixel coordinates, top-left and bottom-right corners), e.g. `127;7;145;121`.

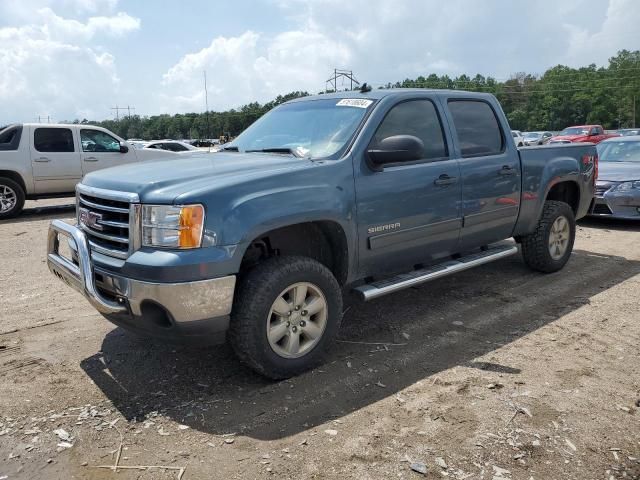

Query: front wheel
520;200;575;273
229;256;343;379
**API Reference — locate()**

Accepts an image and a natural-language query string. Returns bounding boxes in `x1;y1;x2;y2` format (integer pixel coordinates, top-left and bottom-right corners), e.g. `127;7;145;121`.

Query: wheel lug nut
286;321;290;327
292;326;297;332
300;320;306;327
287;311;292;316
301;310;307;316
295;305;300;311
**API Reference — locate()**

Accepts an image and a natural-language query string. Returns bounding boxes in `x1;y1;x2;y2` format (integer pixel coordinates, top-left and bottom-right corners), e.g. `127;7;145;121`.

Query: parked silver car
590;136;640;219
523;131;553;146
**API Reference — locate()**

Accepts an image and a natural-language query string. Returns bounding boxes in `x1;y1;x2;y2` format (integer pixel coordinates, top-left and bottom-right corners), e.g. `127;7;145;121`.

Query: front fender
197;158;358;277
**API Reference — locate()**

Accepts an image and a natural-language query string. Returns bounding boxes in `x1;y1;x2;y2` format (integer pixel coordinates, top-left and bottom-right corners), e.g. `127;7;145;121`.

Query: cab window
34;128;75;153
371;99;448;161
448;100;504;157
80;129;121;153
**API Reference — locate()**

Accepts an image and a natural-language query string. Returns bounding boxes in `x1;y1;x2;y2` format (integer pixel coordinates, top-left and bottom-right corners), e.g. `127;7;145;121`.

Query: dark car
590;136;640;219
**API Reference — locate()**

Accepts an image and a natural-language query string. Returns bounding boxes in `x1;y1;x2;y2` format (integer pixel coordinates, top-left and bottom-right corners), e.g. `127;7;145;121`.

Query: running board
353;243;519;301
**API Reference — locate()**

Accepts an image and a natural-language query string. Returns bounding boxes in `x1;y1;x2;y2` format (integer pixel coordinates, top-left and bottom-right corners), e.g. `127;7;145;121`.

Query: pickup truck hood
597;161;640;182
81;152;314;202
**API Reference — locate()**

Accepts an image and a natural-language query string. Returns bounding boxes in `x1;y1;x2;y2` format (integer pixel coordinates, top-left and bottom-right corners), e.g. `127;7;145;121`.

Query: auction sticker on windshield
336;99;373;108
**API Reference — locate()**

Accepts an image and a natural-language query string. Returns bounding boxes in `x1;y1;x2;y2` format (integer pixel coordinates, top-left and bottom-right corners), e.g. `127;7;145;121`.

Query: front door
446;99;521;250
80;128;138;176
354;98;462;277
30;126;82;194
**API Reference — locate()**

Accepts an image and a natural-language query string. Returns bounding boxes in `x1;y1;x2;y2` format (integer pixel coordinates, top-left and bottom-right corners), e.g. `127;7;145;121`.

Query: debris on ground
435;456;447;469
409;461;427;475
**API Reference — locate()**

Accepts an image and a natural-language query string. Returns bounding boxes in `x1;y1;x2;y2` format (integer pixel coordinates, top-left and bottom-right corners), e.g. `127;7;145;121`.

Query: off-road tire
0;177;25;220
521;200;575;273
229;255;343;379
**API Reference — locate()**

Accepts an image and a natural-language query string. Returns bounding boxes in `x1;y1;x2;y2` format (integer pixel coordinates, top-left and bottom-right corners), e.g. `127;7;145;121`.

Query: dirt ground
1;197;639;480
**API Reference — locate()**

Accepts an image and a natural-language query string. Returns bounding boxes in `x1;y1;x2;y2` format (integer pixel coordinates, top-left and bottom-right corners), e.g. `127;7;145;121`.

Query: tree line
73;49;638;139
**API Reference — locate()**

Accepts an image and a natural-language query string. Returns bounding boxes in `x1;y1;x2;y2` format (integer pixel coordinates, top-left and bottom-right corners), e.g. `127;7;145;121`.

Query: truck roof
17;123;98;128
286;88;496;104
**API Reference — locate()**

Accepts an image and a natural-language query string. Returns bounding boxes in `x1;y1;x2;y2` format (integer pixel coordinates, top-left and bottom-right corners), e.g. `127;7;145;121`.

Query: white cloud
0;3;139;123
159;0;636;114
563;0;639;66
159;29;350;112
38;8;141;41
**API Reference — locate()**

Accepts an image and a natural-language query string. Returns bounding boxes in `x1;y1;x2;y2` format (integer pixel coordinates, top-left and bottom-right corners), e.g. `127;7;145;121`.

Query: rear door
445;98;521;250
30;126;81;194
80;128;138;175
355;96;462;276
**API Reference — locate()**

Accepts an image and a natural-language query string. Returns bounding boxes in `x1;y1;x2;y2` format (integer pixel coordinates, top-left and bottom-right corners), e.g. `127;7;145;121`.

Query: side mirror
119;144;129;153
367;135;424;169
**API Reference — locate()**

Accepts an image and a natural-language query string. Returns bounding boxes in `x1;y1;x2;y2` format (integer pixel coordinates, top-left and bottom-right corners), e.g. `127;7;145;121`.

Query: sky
0;0;638;124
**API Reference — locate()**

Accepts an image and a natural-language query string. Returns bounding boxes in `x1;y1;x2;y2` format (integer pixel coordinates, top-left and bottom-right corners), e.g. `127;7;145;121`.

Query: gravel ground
0;198;639;480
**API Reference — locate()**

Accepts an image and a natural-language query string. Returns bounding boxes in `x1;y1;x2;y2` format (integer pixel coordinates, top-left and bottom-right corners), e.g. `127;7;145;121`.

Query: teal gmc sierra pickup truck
47;89;597;378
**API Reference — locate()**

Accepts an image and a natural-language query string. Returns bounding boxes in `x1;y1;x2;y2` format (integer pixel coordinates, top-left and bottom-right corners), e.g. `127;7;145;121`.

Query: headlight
614;181;640;192
142;204;205;249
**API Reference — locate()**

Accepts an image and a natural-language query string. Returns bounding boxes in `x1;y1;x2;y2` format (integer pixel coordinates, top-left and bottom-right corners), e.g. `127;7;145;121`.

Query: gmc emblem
79;207;104;231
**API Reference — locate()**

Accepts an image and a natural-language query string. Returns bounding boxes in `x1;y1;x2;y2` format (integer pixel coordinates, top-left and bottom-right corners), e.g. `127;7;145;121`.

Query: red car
550;125;619;144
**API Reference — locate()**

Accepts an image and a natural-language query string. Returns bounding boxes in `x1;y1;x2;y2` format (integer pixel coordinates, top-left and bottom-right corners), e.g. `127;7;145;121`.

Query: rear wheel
0;177;25;220
521;200;575;273
229;256;343;379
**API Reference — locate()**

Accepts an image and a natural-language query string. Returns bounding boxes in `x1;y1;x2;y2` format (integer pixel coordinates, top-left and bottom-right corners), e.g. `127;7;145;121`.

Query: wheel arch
0;170;27;194
545;180;580;215
238;220;350;286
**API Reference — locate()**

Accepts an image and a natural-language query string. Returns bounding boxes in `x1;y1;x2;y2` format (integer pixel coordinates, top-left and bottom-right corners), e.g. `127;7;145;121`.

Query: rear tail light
582;153;598;184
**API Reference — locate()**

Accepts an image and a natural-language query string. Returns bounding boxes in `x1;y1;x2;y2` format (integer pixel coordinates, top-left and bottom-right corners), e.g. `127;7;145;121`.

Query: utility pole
326;69;360;93
204;70;211;146
633;94;636;128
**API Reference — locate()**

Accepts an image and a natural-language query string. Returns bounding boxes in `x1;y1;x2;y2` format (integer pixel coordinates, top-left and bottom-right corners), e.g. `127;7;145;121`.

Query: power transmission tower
326;69;360;93
111;105;135;121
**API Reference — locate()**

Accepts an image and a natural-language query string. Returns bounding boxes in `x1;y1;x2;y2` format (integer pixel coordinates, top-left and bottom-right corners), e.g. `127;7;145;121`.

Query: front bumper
589;186;640;220
47;220;236;343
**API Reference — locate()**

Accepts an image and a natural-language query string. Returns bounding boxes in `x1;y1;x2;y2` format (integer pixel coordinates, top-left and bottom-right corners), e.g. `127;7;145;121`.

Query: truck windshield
227;98;373;159
560;127;589;136
597;141;640;163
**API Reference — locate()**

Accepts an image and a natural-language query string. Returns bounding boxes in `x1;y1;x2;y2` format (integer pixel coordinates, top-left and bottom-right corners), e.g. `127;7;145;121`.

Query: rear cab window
0;125;23;151
448;100;505;157
34;128;75;152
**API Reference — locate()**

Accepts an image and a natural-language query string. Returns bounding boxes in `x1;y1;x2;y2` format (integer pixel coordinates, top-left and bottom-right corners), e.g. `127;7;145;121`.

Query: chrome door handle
499;165;516;175
84;157;98;162
34;157;50;162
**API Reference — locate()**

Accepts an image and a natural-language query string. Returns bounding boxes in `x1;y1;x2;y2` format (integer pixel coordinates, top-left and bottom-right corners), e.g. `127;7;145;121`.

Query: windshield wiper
222;145;239;151
245;147;302;158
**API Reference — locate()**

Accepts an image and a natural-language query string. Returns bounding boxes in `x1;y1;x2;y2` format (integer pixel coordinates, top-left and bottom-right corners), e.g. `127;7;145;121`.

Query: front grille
77;189;132;259
595;182;614;197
